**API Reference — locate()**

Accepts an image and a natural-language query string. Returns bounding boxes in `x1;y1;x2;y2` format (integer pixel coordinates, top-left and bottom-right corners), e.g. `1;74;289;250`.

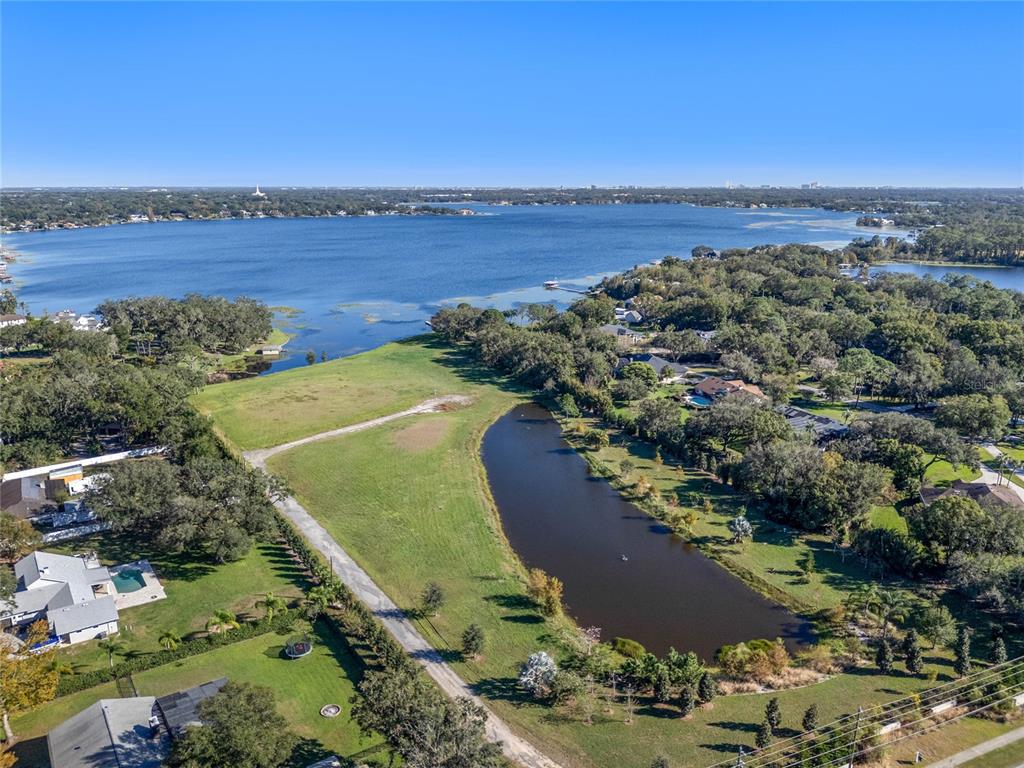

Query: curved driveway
244;396;562;768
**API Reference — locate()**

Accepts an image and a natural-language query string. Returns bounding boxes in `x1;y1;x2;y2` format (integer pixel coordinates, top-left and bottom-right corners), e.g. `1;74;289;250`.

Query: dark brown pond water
482;402;814;659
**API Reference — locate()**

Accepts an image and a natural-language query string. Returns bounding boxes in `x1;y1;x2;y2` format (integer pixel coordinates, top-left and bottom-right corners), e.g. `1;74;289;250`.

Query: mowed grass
10;622;386;768
50;534;309;674
193;337;478;451
958;732;1024;768
244;339;989;768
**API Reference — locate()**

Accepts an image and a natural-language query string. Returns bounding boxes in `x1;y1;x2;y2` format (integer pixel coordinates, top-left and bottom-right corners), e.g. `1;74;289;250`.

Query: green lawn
49;534;309;673
957;731;1024;768
10;622;387;768
870;504;908;533
193;336;482;451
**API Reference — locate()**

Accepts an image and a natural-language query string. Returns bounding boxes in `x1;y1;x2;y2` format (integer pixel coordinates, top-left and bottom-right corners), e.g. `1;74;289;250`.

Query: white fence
1;446;167;482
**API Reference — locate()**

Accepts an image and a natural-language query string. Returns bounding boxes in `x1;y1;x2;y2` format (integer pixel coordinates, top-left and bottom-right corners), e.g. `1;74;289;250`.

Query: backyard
10;620;387;768
48;532;310;673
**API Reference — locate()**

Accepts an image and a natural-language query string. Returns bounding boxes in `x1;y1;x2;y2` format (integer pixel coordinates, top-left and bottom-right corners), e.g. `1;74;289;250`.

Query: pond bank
482;402;814;659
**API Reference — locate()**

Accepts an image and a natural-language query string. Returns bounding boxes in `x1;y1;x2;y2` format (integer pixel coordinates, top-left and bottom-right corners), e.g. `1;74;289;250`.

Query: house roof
47;697;164;768
929;480;1024;510
156;678;229;739
694;376;765;400
50;595;119;636
6;552;114;633
780;406;848;439
627;354;688;376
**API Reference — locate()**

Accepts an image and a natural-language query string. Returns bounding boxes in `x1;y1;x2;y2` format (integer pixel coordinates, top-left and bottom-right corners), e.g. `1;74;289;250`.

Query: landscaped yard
49;533;309;673
10;621;387;768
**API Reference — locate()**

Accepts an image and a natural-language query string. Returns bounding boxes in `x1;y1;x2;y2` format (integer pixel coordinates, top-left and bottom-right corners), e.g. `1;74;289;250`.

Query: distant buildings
0;313;27;327
252;185;267;198
620;353;689;383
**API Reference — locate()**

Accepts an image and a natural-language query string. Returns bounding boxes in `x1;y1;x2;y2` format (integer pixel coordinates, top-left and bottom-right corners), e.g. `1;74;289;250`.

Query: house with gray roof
780;406;848;443
2;551;119;645
47;697;165;768
620;353;690;382
46;679;228;768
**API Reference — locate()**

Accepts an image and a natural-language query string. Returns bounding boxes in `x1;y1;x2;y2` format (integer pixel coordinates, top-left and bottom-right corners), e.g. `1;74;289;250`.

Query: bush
613;637;647;659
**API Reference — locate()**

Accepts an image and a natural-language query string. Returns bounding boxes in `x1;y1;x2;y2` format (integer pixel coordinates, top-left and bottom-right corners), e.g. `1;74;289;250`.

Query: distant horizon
3;184;1022;192
3;3;1022;188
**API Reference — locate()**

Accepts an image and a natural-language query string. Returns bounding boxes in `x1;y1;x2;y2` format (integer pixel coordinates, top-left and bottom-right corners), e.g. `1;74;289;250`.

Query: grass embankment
198;337;1008;768
958;732;1024;768
11;622;384;767
50;534;308;674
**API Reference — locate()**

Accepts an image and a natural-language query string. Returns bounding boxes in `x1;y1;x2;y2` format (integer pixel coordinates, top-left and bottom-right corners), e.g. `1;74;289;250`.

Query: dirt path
244;395;473;466
245;397;563;768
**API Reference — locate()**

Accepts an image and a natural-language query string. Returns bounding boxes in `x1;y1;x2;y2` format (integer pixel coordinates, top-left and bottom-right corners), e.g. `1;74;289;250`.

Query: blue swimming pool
689;395;713;407
112;569;146;593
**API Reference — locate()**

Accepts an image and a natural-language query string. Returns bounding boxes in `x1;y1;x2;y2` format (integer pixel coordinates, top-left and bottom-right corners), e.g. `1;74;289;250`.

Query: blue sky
3;2;1022;188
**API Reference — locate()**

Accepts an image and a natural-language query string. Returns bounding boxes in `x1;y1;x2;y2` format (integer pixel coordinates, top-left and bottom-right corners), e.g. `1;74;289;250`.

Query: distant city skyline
2;2;1022;188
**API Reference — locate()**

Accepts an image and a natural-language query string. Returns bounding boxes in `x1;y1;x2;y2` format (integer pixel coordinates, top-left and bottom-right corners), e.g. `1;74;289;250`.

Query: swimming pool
112;568;146;593
689;395;713;407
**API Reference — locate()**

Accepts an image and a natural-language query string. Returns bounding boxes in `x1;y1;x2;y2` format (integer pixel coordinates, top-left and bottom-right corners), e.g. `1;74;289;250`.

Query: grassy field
49;533;309;673
957;731;1024;768
10;621;387;768
193;336;480;451
195;338;997;768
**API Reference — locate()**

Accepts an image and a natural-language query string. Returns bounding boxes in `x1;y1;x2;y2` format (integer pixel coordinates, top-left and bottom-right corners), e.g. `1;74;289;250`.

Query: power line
706;655;1024;768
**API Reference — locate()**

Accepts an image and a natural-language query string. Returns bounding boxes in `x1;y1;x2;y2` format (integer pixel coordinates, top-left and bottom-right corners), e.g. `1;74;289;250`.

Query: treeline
97;294;273;355
431;243;1024;624
0;188;458;230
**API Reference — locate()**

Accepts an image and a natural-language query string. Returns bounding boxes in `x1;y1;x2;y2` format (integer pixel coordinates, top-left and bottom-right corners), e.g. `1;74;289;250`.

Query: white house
2;551;119;645
0;313;27;328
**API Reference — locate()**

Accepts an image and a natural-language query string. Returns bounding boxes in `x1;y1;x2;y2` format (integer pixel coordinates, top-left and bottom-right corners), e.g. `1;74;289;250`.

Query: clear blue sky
3;2;1022;188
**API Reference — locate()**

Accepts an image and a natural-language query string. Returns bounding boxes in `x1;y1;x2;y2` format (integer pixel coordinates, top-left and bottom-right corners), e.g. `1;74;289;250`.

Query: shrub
613;637;647;659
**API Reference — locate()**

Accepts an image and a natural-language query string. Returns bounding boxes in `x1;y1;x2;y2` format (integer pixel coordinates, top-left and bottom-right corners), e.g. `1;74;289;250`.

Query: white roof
50;595;118;636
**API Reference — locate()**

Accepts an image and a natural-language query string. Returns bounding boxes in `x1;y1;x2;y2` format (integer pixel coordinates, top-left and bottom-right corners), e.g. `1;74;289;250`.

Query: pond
481;403;814;659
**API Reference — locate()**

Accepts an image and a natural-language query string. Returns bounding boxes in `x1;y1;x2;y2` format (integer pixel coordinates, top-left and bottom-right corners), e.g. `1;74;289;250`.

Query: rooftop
47;697;166;768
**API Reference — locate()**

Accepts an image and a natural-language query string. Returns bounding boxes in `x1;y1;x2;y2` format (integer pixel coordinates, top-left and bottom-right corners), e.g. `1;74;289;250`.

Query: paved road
927;725;1024;767
245;398;562;768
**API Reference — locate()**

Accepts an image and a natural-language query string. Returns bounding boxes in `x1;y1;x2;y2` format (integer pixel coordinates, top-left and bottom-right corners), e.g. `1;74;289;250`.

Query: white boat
543;279;560;289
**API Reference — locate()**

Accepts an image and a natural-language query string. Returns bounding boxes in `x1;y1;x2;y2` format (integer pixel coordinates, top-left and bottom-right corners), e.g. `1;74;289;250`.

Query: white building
2;551;119;645
0;313;27;328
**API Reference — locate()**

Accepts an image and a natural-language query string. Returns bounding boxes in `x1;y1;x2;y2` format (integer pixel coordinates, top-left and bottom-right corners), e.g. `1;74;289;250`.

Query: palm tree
256;592;288;622
48;659;74;677
305;586;333;619
206;610;240;634
158;630;181;651
877;589;910;641
844;583;882;629
97;638;124;669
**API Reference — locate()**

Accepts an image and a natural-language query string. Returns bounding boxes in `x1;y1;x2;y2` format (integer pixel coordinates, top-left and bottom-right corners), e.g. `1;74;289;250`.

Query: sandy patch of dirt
392;416;453;452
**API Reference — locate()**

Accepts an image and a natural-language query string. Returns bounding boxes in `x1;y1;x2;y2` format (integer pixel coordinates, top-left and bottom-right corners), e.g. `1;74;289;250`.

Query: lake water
481;402;814;659
1;204;916;371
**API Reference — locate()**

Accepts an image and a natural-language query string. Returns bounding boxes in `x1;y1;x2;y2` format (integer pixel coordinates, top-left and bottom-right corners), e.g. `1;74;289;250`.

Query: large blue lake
5;204;1019;371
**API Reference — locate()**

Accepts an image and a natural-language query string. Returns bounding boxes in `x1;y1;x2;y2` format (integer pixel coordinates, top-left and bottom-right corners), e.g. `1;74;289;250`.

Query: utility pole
847;706;864;767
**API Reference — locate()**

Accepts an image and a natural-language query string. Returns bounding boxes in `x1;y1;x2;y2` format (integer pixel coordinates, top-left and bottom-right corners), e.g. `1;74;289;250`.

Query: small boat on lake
544;279;559;289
